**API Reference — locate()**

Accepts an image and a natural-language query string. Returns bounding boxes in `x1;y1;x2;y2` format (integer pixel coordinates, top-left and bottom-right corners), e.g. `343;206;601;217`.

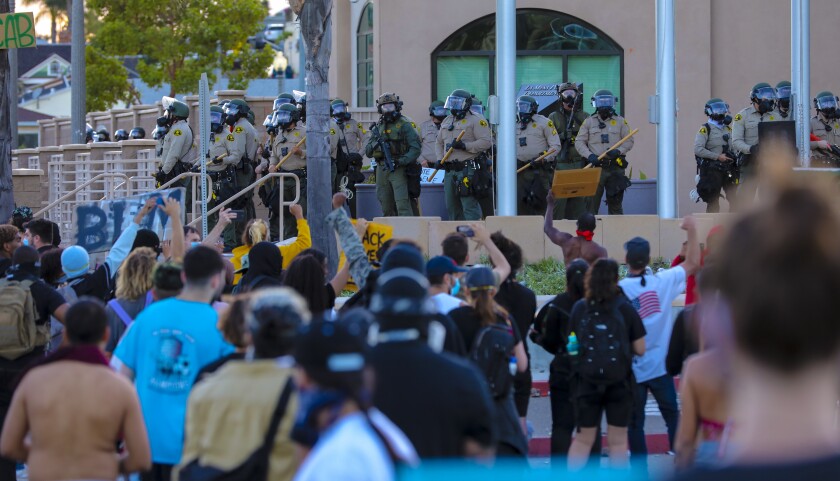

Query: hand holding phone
456;225;474;237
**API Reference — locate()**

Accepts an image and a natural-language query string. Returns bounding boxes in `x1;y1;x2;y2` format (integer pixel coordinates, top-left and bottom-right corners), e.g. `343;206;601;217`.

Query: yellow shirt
175;361;298;481
230;219;311;285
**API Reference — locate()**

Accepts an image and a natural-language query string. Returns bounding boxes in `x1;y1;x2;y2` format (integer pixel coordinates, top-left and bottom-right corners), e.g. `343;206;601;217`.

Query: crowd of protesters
0;153;839;481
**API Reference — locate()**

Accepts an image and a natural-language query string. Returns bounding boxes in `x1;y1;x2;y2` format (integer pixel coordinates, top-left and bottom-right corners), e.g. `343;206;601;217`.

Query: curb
529;433;671;456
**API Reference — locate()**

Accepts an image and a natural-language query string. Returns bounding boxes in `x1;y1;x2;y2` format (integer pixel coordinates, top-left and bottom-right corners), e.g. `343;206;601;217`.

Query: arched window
433;9;623;113
356;3;374;107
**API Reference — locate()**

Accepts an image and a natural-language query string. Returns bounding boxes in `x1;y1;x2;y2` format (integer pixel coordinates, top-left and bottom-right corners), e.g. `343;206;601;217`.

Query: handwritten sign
339;220;394;291
421;167;444;184
73;188;186;253
0;13;36;49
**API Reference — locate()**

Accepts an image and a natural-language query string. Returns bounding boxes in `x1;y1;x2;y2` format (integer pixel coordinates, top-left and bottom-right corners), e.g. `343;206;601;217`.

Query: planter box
596;179;657;215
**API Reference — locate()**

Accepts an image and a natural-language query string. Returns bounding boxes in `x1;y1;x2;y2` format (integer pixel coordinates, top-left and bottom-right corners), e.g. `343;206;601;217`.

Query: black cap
380;244;425;274
132;229;161;252
464;266;496;291
625;236;651;268
370;268;435;329
294;318;369;374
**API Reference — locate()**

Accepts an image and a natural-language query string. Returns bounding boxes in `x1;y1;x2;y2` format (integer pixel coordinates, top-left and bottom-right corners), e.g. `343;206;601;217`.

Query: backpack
469;322;515;399
0;279;42;360
575;298;632;385
108;291;155;327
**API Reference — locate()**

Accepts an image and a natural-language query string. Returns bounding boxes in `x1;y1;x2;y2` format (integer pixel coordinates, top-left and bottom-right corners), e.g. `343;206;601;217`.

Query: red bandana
576;230;595;242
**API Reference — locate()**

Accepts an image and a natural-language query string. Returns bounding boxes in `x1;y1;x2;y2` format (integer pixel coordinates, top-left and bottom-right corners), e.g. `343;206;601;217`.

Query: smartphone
228;209;244;220
456;225;474;237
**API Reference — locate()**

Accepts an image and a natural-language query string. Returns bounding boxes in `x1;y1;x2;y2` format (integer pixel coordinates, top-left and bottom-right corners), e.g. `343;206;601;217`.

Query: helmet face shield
431;105;448;118
470;105;484;116
754;87;777;101
274;98;293;111
444;96;467;112
275;110;293;127
331;103;347;116
224;104;241;117
516;100;534;115
592;95;615;109
560;89;578;106
817;96;838;111
707;101;729;117
211;111;223;126
776;85;791;101
380;103;397;114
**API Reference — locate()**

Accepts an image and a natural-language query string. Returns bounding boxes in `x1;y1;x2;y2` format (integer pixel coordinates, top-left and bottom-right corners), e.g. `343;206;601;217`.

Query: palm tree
22;0;68;43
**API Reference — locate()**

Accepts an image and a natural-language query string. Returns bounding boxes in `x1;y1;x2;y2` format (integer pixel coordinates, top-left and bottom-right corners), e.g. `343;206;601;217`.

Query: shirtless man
544;192;608;266
0;300;151;481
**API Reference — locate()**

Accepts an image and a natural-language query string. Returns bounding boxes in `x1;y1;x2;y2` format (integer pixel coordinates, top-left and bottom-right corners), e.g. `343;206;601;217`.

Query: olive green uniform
262;124;307;239
810;115;840;165
694;122;737;213
515;114;562;215
160;119;195;210
731;106;782;204
365;115;421;217
575;114;634;215
436;112;492;220
548;108;589;220
329;118;367;192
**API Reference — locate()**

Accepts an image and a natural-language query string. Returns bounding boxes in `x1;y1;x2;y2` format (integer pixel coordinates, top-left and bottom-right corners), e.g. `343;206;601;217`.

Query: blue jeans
628;374;680;465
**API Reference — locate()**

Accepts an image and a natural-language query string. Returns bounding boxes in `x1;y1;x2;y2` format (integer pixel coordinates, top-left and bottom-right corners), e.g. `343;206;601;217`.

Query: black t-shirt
8;273;66;325
371;341;497;458
672;455;840;481
70;265;114;302
0;258;11;277
449;306;522;352
494;279;537;355
569;296;646;349
535;292;579;376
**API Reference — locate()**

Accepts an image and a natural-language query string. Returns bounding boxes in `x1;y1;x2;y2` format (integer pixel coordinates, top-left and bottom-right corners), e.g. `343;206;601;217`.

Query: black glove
587;154;600;166
451;139;467;150
750;144;759;155
434;160;445;170
606;149;621;160
261;148;271;160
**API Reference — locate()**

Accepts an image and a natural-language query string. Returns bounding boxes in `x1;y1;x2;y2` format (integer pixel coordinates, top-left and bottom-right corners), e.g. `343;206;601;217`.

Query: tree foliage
85;45;138;112
89;0;272;96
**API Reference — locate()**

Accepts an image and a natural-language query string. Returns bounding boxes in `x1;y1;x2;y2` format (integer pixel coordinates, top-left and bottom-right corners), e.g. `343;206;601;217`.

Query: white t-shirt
431;292;465;315
619;266;687;383
293;410;418;481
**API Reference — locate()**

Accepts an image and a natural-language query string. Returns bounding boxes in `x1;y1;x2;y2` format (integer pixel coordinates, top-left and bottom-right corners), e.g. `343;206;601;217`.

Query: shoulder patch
769;115;775;121
293;131;300;137
330;128;336;135
479;119;488;127
551;129;558;136
411;122;417;129
461;119;467;125
173;129;182;136
226;134;235;142
547;120;555;128
531;123;537;129
624;119;628;125
699;126;707;134
234;126;244;134
611;120;617;126
734;113;743;121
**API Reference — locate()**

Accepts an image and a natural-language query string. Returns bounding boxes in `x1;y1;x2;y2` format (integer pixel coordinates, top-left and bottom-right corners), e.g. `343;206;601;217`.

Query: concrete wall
12;169;48;211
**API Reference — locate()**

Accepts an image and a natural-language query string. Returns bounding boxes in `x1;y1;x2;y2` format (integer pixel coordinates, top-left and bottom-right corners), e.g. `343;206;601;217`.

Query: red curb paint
528;433;671;457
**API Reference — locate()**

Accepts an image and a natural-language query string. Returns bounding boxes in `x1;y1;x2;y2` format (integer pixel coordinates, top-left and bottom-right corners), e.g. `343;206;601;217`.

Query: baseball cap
61;245;90;279
464;266;496;291
426;256;468;279
294;318;369;373
380;244;426;274
625;236;651;268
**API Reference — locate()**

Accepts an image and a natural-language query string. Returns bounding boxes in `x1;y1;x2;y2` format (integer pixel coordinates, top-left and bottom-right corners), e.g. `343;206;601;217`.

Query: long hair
470;288;509;328
283;254;330;314
219;294;251;349
585;258;620;304
566;259;589;302
116;247;157;300
242;219;268;248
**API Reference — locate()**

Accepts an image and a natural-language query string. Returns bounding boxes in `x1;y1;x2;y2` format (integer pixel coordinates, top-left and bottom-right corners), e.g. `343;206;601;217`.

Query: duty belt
208;167;234;182
516;159;555;171
446;159;470;172
281;167;307;177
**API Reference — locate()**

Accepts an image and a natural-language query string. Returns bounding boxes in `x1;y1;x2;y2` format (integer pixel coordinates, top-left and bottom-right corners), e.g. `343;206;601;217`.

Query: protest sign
421;167;445;184
339;220;394;291
0;13;36;49
73;188;186;253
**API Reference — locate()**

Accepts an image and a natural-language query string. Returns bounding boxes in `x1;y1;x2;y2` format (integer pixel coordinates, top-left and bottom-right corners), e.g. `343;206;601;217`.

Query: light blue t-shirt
113;298;234;464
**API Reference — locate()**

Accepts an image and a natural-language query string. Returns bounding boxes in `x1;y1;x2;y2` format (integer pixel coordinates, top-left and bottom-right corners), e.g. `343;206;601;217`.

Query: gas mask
210;111;224;134
156;115;170;128
380;103;399;122
445;96;469;120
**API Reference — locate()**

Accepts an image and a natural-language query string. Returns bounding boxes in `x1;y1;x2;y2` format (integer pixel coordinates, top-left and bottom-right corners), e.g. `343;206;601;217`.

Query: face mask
190;241;200;249
451;277;461;296
757;100;774;114
22;238;29;247
156;116;169;127
290;387;348;448
597;108;613;120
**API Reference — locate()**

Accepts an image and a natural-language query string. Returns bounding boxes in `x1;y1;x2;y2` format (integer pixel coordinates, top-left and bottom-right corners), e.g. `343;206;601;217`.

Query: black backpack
574;298;632;385
469;322;515;399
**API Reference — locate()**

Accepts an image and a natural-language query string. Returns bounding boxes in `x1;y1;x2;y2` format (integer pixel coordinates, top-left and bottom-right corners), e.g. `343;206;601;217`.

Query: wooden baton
270;136;307;172
583;128;639;169
427;130;467;182
516;149;558;174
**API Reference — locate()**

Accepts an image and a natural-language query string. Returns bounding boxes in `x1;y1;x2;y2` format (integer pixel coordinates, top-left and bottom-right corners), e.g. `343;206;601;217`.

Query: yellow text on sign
0;13;36;49
339;220;394;292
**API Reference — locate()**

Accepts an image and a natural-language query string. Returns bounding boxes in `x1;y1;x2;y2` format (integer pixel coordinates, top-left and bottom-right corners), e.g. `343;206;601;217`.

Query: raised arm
202;208;235;248
161;198;185;261
544;192;573;247
106;198;157;274
325;193;373;289
679;215;700;276
470;223;510;282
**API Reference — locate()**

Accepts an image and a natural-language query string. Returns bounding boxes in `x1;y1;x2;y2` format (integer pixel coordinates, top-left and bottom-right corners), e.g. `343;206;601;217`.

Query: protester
674;181;840;480
325;193;373;290
442;224;512;285
450;266;528;456
490;232;537;430
193;294;252;384
441;232;469;267
23;218;59;254
0;225;20;275
426;256;468;314
532;259;595;459
177;288;308;481
621;216;700;466
104;247;158;352
666;269;715;377
293;318;418;481
0;299;151;480
9;207;32;234
287;247;352;315
235;241;285;293
544;193;608;266
369;267;497;458
38;247;63;287
151;261;183;301
671;225;723;306
567;259;646;470
231;204;310;285
112;246;234;481
0;246;69;480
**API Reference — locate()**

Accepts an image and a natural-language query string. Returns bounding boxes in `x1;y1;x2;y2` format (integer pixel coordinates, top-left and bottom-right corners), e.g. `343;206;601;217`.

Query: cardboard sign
73;188;186;253
339;220;394;292
421;167;445;184
0;13;36;49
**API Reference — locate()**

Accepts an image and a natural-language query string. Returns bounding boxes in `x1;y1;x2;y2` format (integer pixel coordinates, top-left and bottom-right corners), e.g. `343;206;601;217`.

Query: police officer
128;127;145;139
419;101;447;168
775;81;792;119
810;91;840;166
575;89;634;215
515;95;561;215
694;98;738;213
329;98;367;195
114;129;129;141
470;99;485;117
731;82;782;206
297;93;307;124
365;92;422;217
220;99;258;241
206;105;238;248
548;82;589;220
156;99;195;202
435;89;492;221
262;103;307;240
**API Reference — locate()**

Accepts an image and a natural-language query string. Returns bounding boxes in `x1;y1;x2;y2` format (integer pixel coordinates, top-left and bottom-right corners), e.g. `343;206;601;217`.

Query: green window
356;3;374;107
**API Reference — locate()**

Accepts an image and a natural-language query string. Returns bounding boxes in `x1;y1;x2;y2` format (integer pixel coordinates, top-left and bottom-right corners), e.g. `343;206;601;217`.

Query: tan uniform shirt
269;124;307;171
435;112;492;163
731;105;782;155
207;132;230;172
773;107;792;120
329;119;366;158
418;120;442;163
243;121;259;161
220;119;251;166
810;115;840;146
694;122;732;160
515;114;561;162
575;114;634;158
160;119;195;173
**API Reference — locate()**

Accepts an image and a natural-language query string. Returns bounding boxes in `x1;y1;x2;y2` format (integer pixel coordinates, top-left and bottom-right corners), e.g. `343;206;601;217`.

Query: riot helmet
470;98;484;116
331;98;351;122
224;99;250;126
210;106;225;134
704;98;731;124
377;92;403;122
429;100;447;121
84;124;95;143
163;97;190;120
247;110;255;126
297;94;307;123
128;127;146;139
814;91;839;119
776;81;792;111
93;126;110;142
152;125;169;140
114;129;129;141
750;83;777;114
444;89;472;120
516;95;539;124
558;82;582;109
275;103;299;131
274;93;296;111
591;89;617;120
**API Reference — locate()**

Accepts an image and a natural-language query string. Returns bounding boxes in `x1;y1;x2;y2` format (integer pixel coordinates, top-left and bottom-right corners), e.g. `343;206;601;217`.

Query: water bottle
567;332;579;356
509;356;517;376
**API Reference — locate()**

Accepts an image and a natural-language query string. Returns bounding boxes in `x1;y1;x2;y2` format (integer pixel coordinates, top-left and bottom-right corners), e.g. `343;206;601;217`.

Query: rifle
269;136;307;172
427;130;466;181
369;123;395;173
584;129;639;169
516;149;557;174
557;109;579;163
